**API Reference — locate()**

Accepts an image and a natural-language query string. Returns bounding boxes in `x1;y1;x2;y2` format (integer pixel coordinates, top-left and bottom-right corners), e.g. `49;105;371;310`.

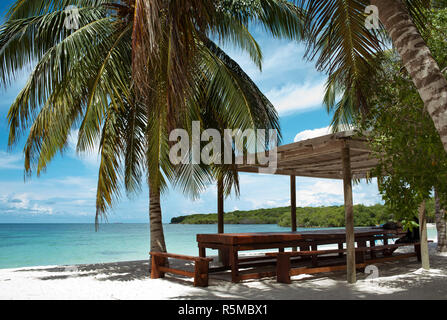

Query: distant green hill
171;201;436;228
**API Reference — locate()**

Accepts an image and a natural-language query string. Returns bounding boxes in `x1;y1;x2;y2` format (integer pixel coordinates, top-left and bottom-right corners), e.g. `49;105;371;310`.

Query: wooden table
197;228;404;282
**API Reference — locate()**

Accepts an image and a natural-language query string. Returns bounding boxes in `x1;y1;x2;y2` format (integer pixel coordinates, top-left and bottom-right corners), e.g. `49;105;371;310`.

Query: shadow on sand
12;244;447;300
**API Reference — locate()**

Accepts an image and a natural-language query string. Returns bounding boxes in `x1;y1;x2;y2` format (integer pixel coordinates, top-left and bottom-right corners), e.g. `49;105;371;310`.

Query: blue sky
0;1;383;223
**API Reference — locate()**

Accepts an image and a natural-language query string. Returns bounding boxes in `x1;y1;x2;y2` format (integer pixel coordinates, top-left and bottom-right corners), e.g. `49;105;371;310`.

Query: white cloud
294;179;343;207
0;193;54;215
294;125;356;142
262;43;305;72
246;43;308;80
0;152;22;170
294;126;331;142
223;39;321;85
0;174;99;218
266;81;326;115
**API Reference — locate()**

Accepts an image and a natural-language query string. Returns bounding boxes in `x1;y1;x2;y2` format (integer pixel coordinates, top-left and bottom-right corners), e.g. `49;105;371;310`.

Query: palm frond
294;0;433;130
76;24;132;153
256;0;304;40
95;105;125;226
6;15;118;146
123;100;147;196
5;0;110;19
0;6;107;86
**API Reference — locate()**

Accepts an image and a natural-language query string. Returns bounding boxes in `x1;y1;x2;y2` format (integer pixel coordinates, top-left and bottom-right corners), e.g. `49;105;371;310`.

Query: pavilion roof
237;131;378;180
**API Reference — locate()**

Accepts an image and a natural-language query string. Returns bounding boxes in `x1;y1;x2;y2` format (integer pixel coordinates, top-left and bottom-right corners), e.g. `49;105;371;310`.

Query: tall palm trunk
371;0;447;152
435;190;447;252
149;184;167;253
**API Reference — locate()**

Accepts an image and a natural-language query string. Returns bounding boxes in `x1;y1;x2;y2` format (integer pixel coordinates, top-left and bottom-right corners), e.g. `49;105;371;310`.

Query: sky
0;1;383;224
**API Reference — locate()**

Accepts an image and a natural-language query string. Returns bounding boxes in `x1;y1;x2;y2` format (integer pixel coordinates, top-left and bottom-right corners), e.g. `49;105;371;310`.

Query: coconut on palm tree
0;0;304;253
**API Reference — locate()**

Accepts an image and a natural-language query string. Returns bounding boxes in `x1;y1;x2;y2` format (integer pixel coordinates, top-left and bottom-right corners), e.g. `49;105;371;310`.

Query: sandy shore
1;242;447;300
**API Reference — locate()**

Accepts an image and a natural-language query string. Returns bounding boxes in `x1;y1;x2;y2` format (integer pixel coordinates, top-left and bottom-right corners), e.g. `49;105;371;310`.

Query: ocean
0;223;438;269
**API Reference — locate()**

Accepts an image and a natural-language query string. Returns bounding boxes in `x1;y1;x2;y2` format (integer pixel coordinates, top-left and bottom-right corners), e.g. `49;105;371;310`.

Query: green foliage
279;204;396;228
292;0;432;131
172;207;289;224
172;202;439;227
358;8;447;226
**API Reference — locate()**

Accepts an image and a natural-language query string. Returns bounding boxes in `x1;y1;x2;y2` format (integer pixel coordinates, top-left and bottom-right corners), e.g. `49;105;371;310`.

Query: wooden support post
230;247;240;283
419;201;430;270
356;240;367;265
199;246;206;258
217;178;229;264
291;175;297;232
300;244;311;260
311;244;318;267
194;260;210;287
218;178;224;234
151;255;166;279
276;253;291;284
291;175;297;252
383;238;391;256
415;243;422;262
342;145;356;284
370;240;377;259
338;243;344;258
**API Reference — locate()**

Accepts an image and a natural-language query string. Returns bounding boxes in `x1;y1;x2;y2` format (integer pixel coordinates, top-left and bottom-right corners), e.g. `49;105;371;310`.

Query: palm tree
0;0;303;253
294;0;447;151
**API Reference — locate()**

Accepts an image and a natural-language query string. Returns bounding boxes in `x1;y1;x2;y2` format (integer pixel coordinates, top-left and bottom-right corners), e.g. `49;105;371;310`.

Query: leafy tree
294;0;447;153
172;204;400;228
357;9;447;251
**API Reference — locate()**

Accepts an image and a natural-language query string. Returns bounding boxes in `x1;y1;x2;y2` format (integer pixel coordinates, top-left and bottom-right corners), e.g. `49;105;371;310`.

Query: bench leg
300;245;311;260
356;240;367;264
338;243;344;258
151;255;166;279
219;248;231;267
194;260;210;287
415;243;422;262
370;240;377;259
230;247;240;283
383;238;392;256
276;253;291;284
311;244;318;267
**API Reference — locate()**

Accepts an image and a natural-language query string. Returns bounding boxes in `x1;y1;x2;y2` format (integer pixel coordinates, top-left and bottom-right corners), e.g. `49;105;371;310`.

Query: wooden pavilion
213;131;430;284
150;130;431;286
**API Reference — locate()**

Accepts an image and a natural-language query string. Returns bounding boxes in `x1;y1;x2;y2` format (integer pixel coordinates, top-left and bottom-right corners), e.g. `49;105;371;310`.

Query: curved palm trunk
149;184;167;253
435;190;447;252
371;0;447;152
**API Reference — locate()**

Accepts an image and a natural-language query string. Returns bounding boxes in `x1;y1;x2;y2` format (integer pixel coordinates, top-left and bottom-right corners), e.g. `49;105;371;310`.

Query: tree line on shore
171;199;437;228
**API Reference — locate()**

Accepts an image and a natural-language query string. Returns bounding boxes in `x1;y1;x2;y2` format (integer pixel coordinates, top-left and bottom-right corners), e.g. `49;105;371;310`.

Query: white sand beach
1;242;447;300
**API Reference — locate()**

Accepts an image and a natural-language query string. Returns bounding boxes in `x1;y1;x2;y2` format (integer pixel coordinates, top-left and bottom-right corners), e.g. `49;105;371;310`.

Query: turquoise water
0;224;288;269
0;223;438;269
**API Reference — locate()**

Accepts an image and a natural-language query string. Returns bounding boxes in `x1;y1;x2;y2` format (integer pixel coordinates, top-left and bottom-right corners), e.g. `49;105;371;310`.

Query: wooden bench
266;241;432;284
150;252;213;287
